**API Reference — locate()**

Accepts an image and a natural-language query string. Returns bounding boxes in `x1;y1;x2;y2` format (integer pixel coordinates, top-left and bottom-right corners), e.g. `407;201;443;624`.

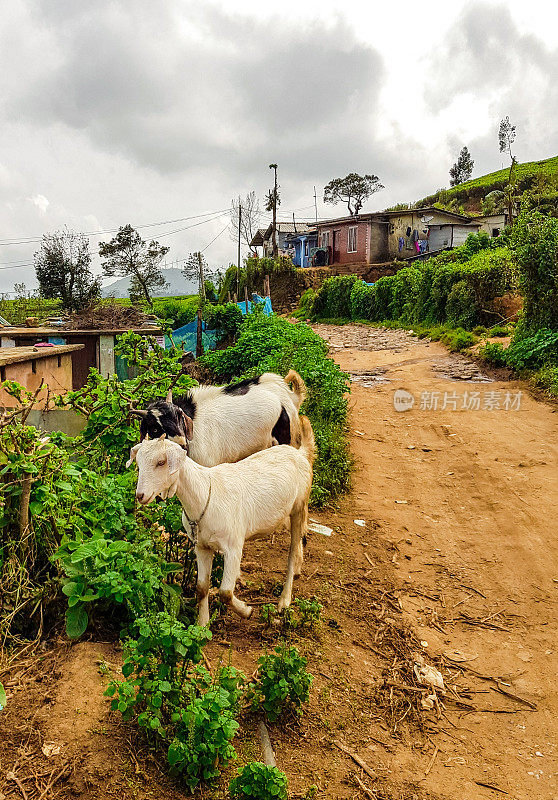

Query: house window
347;226;357;253
492;228;500;237
321;231;330;249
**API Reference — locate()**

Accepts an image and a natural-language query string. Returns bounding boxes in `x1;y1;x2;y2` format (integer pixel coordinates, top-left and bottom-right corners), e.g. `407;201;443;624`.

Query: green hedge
310;234;515;330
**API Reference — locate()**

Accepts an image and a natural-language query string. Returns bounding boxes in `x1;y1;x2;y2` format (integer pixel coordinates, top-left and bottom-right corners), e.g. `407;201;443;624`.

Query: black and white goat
128;416;315;625
130;371;306;467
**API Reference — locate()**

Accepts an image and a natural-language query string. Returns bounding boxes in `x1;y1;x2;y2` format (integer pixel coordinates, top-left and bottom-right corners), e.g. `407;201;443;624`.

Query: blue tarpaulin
165;319;219;352
237;295;273;316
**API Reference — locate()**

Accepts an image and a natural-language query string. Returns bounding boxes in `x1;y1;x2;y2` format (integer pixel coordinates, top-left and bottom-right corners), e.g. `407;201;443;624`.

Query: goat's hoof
277;598;290;612
245;605;253;619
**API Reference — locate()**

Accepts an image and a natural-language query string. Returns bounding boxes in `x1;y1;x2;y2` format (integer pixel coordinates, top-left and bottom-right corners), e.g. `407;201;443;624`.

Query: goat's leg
278;503;305;611
220;547;253;619
195;545;214;627
294;506;307;578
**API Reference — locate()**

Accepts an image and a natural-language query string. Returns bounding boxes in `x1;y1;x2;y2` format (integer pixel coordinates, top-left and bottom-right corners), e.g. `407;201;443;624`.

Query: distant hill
411;155;558;215
102;269;198;298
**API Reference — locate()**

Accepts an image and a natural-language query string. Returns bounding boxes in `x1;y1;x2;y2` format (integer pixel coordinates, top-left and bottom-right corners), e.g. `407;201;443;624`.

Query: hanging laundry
412;229;419;242
406;226;412;237
398;236;405;252
415;240;420;253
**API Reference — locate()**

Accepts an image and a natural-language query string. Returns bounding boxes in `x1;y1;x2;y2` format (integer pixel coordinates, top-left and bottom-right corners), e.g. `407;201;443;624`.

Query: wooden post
196;251;205;358
244;284;250;313
237;204;242;298
227;291;232;303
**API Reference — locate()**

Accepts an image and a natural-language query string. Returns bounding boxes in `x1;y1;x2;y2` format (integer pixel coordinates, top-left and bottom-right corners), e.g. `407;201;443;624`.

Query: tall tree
499;116;518;223
449;146;474;187
34;230;100;311
230;191;261;250
99;224;169;305
323;173;384;216
499;116;516;165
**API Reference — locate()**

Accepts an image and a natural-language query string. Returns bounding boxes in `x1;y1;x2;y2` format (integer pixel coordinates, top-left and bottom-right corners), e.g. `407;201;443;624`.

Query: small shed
0;344;84;407
0;327;162;389
427;222;481;252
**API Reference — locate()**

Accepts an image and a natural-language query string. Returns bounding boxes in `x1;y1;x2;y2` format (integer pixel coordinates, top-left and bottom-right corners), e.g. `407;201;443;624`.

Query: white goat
133;370;306;466
128;416;315;626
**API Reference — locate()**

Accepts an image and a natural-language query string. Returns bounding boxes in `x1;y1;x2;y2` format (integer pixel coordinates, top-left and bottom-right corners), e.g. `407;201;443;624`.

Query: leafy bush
152;296;198;329
201;310;350;506
106;612;243;790
260;598;322;633
533;363;558;397
308;235;514;331
479;342;507;366
510;211;558;330
203;302;244;341
439;328;476;352
489;325;510;337
311;275;358;320
350;280;375;320
292;288;317;320
230;763;288;800
504;328;558;370
249;643;313;722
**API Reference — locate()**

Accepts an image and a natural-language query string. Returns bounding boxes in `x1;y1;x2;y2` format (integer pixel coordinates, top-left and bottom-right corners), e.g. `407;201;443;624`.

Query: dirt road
2;323;557;800
310;322;558;800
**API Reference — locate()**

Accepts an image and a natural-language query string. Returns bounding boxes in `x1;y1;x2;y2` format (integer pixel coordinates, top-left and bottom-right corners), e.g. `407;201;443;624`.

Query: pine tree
449;147;474;187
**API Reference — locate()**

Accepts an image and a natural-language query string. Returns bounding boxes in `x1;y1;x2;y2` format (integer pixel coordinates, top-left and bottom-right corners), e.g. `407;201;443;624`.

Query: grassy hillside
413;154;558;214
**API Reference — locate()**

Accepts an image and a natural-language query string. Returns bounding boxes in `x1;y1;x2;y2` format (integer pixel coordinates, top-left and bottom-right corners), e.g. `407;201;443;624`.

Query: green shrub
510;211;558;330
249;643;313;722
489;325;510;337
504;328;558;370
311;275;357;320
203;302;243;340
106;613;243;790
439;328;476;352
350;280;375;320
292;288;317;320
533;363;558;397
479;341;508;366
308;236;514;331
230;763;288;800
473;325;489;336
152;296;198;329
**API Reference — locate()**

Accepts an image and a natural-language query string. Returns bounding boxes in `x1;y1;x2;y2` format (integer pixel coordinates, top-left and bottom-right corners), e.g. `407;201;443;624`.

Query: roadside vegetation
304;213;558;398
0;297;349;793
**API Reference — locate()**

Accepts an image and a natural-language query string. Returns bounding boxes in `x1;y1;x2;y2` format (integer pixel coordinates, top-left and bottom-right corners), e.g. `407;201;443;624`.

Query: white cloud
30;194;49;214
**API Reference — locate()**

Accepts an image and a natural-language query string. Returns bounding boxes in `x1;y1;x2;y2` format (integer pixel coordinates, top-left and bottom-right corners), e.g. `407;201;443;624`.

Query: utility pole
269;163;278;258
313;185;318;224
237;203;242;298
196;250;205;358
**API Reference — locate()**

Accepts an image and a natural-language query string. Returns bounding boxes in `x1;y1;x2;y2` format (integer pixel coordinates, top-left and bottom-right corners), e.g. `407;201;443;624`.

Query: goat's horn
129;408;148;418
166;388;173;403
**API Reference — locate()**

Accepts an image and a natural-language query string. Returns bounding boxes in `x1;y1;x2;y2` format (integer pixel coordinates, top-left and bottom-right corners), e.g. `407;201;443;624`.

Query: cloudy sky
0;0;557;292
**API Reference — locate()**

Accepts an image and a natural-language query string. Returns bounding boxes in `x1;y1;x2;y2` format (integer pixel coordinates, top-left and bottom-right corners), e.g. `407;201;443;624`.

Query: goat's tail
299;415;316;464
284;369;307;408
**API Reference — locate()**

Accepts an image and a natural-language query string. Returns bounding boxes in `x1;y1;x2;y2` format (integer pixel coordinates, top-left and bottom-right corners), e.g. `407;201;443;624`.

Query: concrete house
250;222;314;257
314;207;482;268
283;229;319;268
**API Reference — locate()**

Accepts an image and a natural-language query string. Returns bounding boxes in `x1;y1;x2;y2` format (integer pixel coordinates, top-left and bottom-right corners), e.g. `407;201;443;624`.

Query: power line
0;208;231;246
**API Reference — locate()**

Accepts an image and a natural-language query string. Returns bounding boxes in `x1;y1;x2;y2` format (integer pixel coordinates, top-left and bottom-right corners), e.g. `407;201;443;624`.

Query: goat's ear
158;433;167;441
126;443;141;468
179;411;194;441
166;388;173;403
166;445;182;475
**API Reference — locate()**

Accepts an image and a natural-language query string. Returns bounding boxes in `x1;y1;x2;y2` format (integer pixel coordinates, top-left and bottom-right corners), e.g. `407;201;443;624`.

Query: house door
332;230;341;264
